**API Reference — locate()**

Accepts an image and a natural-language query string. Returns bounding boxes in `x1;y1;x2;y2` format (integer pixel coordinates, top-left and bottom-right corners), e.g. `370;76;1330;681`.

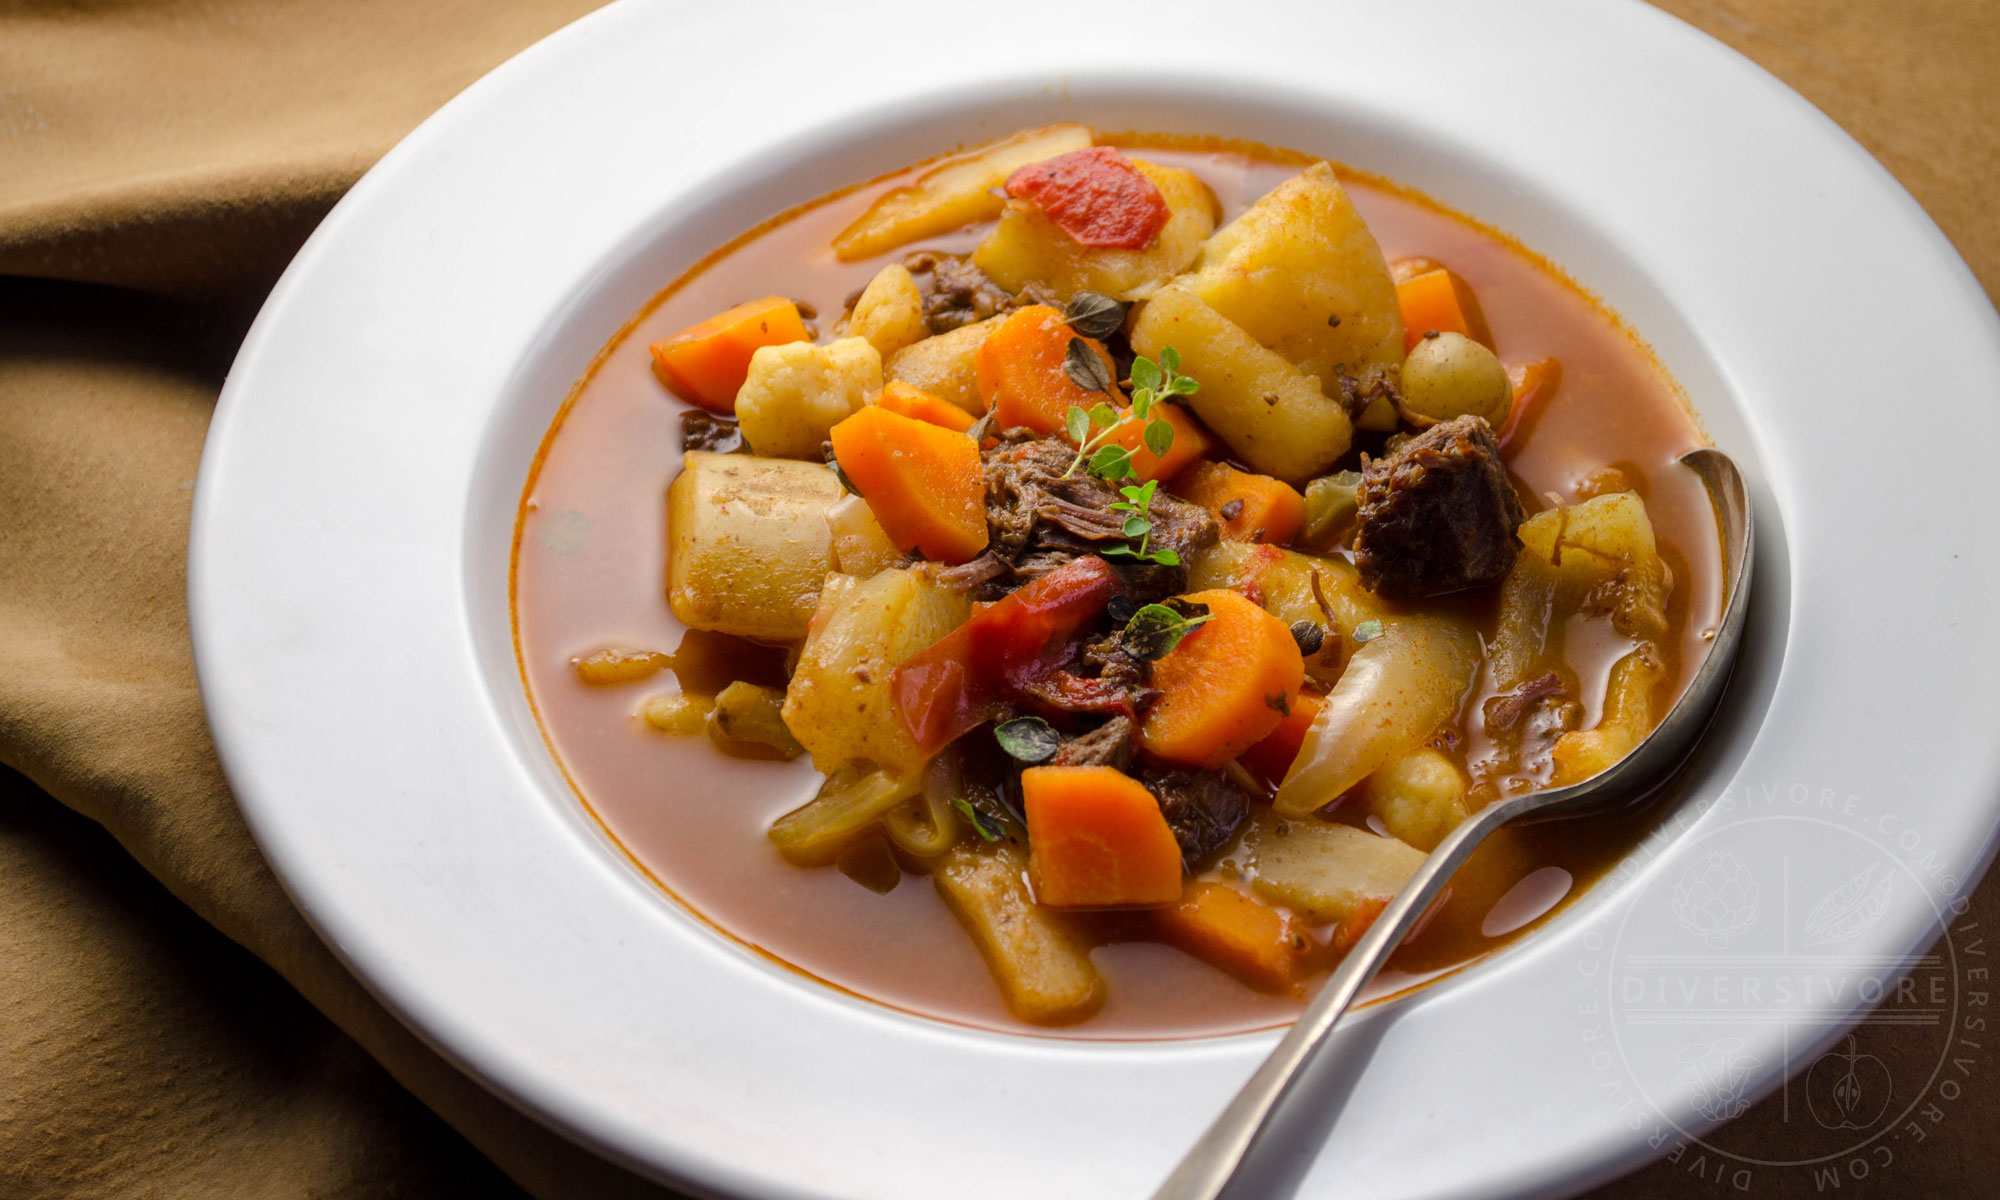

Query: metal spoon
1152;448;1753;1200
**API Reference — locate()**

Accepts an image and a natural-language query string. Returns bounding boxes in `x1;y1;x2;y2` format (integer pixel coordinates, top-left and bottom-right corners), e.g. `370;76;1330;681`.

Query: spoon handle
1149;795;1532;1200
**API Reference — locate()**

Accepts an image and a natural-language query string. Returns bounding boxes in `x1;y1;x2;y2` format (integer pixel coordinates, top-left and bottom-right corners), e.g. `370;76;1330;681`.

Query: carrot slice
1140;589;1305;769
829;406;988;564
1171;462;1306;545
1154;882;1311;994
975;305;1115;430
1498;356;1561;448
1332;897;1389;956
1238;690;1325;788
649;296;809;412
1396;269;1473;353
1023;766;1184;908
1106;402;1213;484
874;380;975;432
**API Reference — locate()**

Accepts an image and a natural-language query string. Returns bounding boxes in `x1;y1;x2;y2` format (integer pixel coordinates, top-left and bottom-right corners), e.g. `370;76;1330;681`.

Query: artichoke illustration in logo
1676;1038;1761;1121
1670;851;1759;947
1804;864;1893;947
1806;1035;1892;1130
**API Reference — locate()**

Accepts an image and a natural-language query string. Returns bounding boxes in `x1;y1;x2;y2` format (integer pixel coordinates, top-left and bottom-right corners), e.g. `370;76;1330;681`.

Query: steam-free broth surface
513;137;1716;1037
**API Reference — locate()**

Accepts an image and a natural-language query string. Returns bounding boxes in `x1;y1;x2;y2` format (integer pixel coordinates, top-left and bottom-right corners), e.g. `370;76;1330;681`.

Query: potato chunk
781;567;971;777
736;336;881;460
848;264;928;360
1131;286;1351;483
832;123;1094;262
936;842;1105;1025
666;452;843;641
1246;814;1426;924
973;158;1218;301
883;316;1003;416
1184;161;1405;387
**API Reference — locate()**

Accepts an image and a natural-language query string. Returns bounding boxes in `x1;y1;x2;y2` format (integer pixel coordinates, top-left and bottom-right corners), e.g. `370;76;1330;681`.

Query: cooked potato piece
1185;161;1405;388
936;842;1105;1025
1361;747;1470;851
1131;286;1351;484
824;493;903;577
1402;331;1512;426
832;123;1094;262
1246;813;1426;924
1272;615;1481;815
973;158;1218;301
781;566;971;777
666;452;843;641
736;337;881;460
848;264;928;360
708;681;805;760
884;316;1004;416
1552;643;1668;784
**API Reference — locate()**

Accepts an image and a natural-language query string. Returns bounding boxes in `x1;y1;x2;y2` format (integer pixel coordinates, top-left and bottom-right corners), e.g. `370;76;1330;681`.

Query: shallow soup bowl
190;2;2000;1197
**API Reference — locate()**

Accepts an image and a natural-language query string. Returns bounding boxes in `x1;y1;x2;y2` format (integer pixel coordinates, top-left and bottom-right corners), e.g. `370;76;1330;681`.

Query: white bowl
189;1;2000;1196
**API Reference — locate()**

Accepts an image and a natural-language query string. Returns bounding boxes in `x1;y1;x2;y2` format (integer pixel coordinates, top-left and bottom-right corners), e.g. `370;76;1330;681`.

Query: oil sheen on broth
512;136;1717;1038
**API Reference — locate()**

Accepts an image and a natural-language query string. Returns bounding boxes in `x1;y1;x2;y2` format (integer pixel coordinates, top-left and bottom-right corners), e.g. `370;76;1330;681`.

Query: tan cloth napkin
0;1;1994;1197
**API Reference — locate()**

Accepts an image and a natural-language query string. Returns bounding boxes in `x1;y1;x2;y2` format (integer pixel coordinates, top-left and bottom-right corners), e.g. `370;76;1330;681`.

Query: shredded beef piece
977;436;1218;601
1141;767;1254;871
679;411;746;455
1332;363;1401;424
1352;414;1525;598
1051;715;1138;770
1018;632;1159;718
903;251;1054;334
1484;672;1566;735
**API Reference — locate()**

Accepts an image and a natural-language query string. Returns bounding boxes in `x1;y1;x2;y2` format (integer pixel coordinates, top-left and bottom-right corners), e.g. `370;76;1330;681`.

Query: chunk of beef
903;251;1054;335
977;436;1219;601
679;411;746;455
1352;414;1525;598
1141;767;1255;872
1050;715;1138;770
1018;633;1159;719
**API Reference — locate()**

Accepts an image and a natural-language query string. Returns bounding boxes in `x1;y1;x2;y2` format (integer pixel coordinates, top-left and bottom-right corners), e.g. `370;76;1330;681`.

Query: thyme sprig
1061;346;1200;482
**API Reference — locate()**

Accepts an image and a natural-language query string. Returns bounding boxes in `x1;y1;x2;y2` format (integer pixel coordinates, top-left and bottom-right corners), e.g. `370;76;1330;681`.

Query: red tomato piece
892;556;1125;755
1003;147;1170;250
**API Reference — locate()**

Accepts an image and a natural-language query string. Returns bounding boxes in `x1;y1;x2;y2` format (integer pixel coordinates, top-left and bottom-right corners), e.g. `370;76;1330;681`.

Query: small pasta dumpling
736;336;881;459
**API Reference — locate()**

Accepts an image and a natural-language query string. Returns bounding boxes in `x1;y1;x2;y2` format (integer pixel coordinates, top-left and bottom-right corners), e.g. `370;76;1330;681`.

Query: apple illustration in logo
1806;1035;1892;1130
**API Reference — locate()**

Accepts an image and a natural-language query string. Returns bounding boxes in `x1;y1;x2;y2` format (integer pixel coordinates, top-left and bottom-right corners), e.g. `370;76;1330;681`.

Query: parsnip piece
1551;643;1668;785
936;843;1105;1025
781;567;970;777
884;315;1004;416
973;158;1218;301
832;123;1095;262
1184;161;1405;387
824;493;902;577
1246;814;1427;924
1361;747;1470;851
1272;615;1480;816
666;452;843;641
1131;286;1351;484
848;264;928;360
736;337;881;460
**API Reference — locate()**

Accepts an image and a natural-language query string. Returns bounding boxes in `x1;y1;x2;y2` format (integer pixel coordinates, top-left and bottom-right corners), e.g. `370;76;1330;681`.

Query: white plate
188;1;2000;1196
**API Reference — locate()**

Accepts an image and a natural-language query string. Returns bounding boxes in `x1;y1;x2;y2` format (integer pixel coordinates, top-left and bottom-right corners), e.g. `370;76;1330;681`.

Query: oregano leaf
1064;338;1112;394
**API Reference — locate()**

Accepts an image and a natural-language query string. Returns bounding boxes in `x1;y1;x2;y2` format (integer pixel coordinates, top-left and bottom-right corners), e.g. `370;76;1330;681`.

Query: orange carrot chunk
649;296;809;413
1023;766;1184;908
874;380;975;432
1498;356;1561;448
829;406;989;565
1140;589;1306;769
976;305;1116;429
1238;690;1325;789
1107;402;1214;484
1171;462;1306;545
1396;268;1473;353
1154;882;1312;994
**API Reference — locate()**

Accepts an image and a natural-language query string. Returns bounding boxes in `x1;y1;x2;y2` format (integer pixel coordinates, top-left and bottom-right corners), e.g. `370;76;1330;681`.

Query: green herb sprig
1100;478;1182;567
1061;346;1200;483
950;796;1004;842
1122;598;1214;660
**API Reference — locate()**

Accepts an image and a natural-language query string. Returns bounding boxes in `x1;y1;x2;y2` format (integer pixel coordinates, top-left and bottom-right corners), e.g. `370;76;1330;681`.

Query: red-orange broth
513;135;1718;1038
